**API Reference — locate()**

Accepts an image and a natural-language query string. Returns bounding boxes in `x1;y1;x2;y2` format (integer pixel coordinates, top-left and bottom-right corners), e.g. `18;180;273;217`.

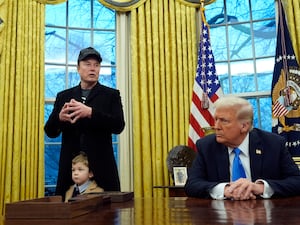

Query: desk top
5;196;300;225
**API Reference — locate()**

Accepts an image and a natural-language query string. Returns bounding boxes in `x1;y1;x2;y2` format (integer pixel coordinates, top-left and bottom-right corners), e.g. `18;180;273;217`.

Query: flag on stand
271;0;300;156
188;8;223;151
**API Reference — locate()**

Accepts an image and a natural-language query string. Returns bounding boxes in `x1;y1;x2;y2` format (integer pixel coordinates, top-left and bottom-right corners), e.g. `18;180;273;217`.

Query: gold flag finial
200;0;205;8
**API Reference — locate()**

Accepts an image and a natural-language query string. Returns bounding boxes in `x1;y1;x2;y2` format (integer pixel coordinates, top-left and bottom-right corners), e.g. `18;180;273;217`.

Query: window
205;0;276;130
44;0;117;195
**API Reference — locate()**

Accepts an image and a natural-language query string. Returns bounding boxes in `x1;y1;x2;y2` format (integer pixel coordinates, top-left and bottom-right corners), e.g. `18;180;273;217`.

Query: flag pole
188;1;223;149
199;0;210;109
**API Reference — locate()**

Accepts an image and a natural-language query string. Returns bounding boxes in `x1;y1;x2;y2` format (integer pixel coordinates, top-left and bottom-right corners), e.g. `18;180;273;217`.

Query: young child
64;152;104;202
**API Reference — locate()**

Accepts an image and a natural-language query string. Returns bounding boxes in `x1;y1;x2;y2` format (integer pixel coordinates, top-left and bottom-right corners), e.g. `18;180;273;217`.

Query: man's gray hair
214;96;253;125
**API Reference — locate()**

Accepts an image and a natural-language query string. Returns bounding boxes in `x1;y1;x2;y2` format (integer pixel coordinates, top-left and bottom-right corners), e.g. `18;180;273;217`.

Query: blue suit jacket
185;128;300;198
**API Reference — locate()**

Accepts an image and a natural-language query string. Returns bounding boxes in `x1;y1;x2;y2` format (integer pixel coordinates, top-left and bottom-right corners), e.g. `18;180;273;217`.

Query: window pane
45;144;60;190
45;2;66;26
45;28;66;64
68;0;92;28
226;0;250;23
256;58;273;91
45;65;66;98
94;0;115;29
251;0;275;20
253;20;276;57
216;62;230;94
94;31;116;64
230;60;255;93
246;97;272;132
99;66;116;88
229;23;253;60
210;26;227;61
248;98;259;128
259;97;272;131
205;1;225;25
67;66;80;88
68;30;92;64
113;142;118;168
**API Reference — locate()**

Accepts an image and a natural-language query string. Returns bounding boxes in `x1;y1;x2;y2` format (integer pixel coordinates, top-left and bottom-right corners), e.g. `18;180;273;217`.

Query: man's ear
241;121;250;133
89;171;94;178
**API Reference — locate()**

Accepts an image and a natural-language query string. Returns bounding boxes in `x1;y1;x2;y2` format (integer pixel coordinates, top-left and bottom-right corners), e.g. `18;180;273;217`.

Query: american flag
273;97;289;118
271;0;300;156
188;9;223;151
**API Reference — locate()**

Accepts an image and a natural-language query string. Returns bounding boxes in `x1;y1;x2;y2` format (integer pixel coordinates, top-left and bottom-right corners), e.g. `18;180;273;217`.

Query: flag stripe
188;9;223;151
273;101;289;117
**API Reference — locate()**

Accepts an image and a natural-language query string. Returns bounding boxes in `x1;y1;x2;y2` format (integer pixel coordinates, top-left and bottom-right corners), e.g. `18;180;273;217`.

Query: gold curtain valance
175;0;216;7
30;0;216;11
99;0;216;11
98;0;147;12
33;0;148;11
33;0;66;4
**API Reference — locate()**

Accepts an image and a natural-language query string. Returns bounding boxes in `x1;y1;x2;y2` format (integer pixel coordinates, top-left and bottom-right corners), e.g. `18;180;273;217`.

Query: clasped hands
59;99;92;123
224;178;264;200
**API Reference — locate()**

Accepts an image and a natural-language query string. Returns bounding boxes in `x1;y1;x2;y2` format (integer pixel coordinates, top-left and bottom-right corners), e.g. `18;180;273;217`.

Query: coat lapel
217;146;230;181
85;83;102;104
72;85;83;102
249;130;264;181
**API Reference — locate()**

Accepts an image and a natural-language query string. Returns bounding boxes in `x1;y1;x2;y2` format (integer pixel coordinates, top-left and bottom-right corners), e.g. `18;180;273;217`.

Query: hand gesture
59;99;92;123
224;178;264;200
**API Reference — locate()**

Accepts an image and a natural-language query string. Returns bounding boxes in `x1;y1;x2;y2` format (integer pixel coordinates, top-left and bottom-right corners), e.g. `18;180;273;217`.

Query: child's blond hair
72;152;89;168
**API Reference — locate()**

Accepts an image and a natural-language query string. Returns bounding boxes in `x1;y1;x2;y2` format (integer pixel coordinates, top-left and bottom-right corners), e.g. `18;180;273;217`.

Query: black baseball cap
77;47;102;64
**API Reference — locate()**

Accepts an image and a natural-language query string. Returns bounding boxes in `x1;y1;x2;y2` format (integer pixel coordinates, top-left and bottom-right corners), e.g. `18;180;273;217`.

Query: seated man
185;96;300;200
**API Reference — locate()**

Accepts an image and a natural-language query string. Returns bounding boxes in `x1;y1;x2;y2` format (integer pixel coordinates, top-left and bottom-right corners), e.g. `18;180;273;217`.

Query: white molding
116;12;133;192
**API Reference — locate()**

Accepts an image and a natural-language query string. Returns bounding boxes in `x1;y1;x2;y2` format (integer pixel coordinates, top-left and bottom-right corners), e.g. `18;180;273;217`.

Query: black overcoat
44;82;125;197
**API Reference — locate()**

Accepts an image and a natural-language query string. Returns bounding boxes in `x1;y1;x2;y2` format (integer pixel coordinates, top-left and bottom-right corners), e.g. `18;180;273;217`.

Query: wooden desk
5;196;300;225
153;185;187;197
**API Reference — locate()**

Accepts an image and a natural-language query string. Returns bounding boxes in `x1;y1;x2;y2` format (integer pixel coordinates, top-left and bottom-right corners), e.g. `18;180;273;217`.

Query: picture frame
173;166;188;186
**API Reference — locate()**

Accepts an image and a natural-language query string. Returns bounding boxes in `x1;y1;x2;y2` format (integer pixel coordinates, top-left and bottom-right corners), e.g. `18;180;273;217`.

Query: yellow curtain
283;0;300;61
0;0;4;55
131;0;197;197
0;0;45;220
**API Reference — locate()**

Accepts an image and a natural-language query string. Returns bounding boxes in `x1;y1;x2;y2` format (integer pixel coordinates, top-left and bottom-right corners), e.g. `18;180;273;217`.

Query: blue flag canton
272;0;299;88
195;22;221;99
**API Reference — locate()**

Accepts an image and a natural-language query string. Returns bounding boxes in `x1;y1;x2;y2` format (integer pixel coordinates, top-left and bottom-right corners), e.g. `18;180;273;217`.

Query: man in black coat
44;47;125;199
185;96;300;200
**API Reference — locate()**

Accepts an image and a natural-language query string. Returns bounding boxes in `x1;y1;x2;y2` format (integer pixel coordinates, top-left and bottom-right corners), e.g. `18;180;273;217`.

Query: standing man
185;96;300;200
45;47;125;199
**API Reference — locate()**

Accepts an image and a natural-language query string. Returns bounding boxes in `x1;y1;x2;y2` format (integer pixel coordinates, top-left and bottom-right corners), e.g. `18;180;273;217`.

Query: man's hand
224;178;264;200
59;99;92;123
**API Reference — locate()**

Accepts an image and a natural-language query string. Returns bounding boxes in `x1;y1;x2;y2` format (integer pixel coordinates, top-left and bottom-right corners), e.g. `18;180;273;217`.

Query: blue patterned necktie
232;148;246;181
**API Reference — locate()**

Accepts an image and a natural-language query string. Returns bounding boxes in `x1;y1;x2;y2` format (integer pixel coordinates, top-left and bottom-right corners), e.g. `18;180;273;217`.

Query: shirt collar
74;180;91;193
228;133;250;157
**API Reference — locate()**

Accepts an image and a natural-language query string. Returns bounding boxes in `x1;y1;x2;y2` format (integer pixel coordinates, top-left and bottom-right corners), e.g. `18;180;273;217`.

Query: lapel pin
256;149;262;154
